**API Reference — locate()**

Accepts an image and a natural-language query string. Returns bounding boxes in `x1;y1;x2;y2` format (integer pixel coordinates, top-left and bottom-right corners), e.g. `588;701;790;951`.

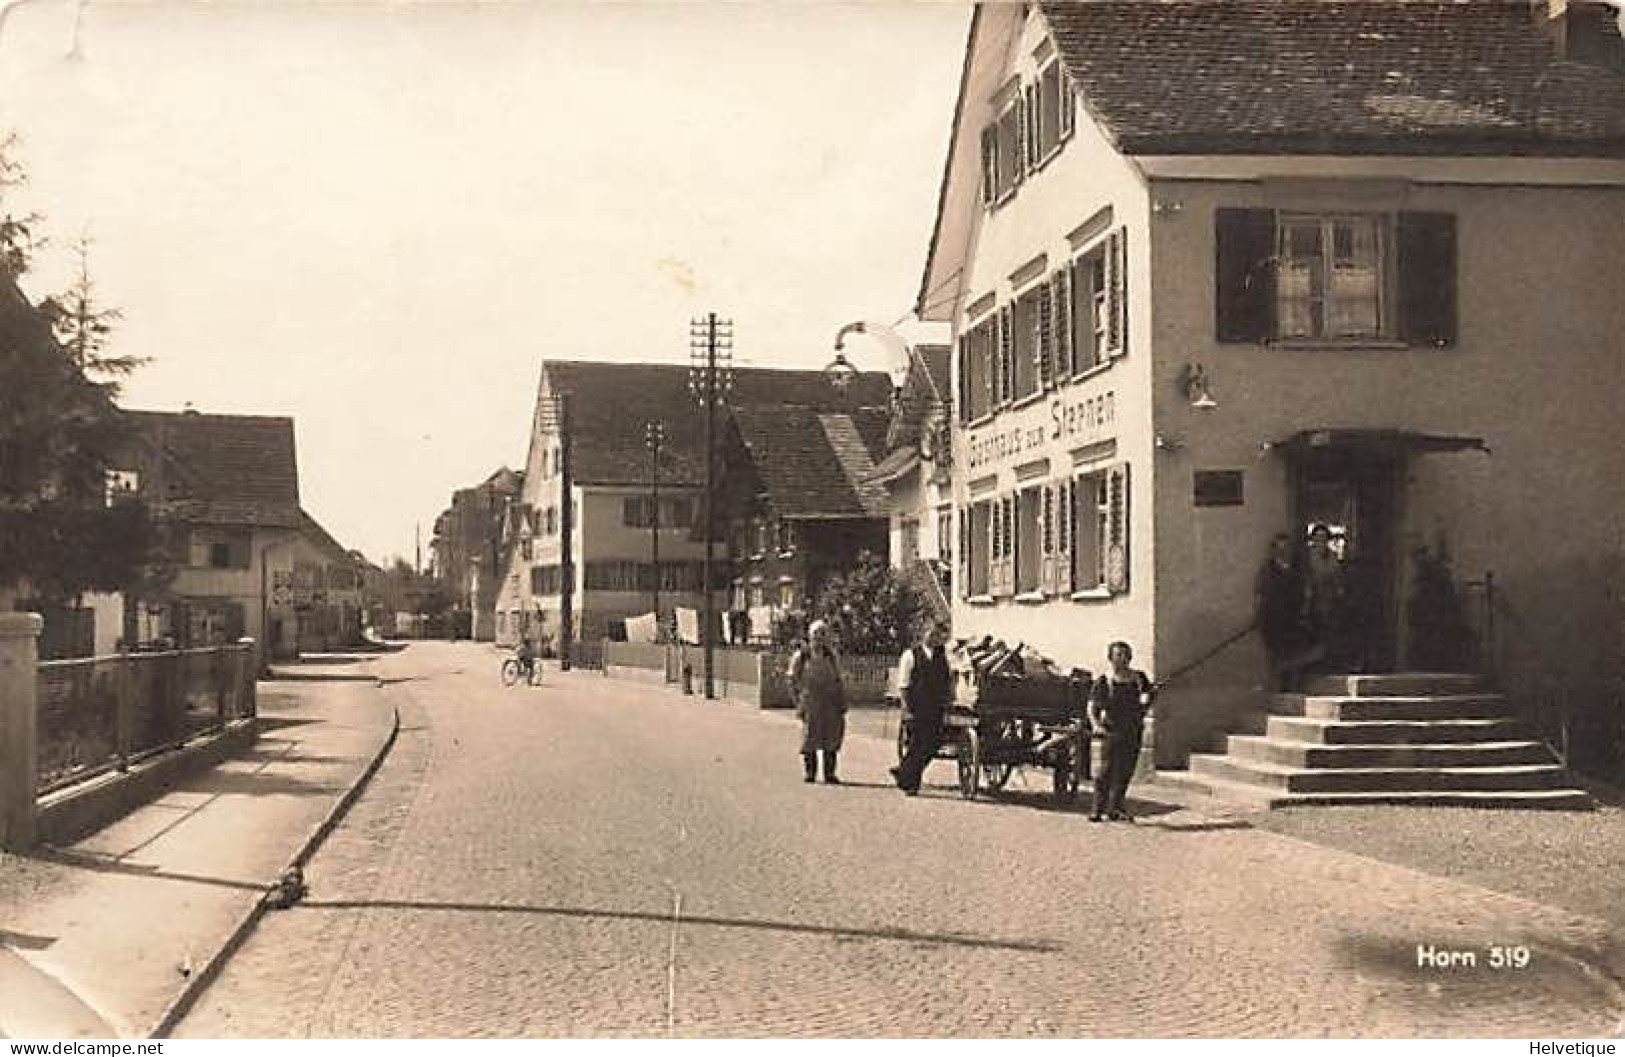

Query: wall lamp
1154;432;1185;453
1180;363;1218;410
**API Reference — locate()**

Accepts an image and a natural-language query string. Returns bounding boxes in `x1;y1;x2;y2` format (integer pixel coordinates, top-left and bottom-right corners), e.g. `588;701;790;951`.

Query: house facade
866;343;955;622
922;1;1625;771
723;397;893;643
118;409;313;663
496;361;895;650
430;466;523;641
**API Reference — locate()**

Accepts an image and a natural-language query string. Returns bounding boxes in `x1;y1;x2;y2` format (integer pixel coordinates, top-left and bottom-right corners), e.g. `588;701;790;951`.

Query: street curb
147;681;402;1040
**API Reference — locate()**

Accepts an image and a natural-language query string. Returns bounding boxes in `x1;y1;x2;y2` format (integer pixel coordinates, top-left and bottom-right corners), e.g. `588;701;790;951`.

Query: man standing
788;620;847;784
1088;641;1153;822
891;621;952;796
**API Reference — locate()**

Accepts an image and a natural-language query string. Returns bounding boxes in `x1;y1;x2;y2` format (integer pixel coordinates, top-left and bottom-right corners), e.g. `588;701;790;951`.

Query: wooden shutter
997;304;1014;405
1215;208;1277;342
1105;463;1131;595
1013;96;1028;186
1036;281;1053;390
980;126;997;206
1051;269;1072;380
1104;227;1128;357
1040;485;1057;594
958;508;970;598
1056;479;1073;596
956;335;970;424
1059;71;1075;139
1397;212;1457;348
1024;85;1038;170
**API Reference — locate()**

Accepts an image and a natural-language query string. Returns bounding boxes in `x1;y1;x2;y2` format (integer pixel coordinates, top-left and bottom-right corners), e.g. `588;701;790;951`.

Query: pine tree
0;137;159;609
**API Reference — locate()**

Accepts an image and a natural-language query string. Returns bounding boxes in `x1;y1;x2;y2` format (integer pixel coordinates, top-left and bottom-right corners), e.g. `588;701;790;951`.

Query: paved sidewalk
0;659;396;1039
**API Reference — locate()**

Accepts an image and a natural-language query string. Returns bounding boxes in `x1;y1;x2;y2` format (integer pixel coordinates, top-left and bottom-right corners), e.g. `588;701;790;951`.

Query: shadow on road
298;898;1062;954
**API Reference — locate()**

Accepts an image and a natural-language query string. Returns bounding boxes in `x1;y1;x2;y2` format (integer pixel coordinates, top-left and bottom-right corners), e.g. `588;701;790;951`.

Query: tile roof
729;404;893;519
539;361;893;487
124;409;301;528
1041;0;1625;157
298;509;355;565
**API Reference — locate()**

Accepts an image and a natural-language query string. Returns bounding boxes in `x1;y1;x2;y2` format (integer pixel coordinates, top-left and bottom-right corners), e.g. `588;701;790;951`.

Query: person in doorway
1303;523;1345;670
1088;641;1154;822
788;619;847;784
891;621;953;796
1255;532;1309;691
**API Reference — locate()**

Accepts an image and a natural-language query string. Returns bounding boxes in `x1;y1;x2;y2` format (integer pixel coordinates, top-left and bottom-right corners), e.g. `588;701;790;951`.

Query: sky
0;0;968;565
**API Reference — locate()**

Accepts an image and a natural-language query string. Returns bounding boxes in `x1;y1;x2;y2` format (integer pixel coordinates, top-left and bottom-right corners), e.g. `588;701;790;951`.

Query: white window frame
1275;213;1390;342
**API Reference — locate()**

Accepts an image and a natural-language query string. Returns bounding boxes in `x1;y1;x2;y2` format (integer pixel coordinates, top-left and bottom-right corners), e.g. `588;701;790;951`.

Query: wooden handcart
896;667;1092;805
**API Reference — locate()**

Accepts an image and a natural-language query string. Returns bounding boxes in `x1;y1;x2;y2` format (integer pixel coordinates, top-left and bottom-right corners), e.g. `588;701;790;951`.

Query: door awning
1271;428;1490;457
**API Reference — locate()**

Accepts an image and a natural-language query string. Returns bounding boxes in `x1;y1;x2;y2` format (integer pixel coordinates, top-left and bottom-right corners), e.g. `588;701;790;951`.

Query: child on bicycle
514;634;540;685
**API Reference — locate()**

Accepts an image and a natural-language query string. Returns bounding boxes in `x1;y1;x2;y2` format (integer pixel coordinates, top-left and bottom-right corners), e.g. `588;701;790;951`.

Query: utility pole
689;313;733;701
557;394;574;672
645;421;666;631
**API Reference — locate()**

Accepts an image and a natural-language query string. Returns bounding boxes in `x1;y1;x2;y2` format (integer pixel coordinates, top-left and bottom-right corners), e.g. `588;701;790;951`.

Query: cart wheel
957;729;981;800
984;763;1013;792
500;659;522;687
896;715;911;763
1053;742;1079;805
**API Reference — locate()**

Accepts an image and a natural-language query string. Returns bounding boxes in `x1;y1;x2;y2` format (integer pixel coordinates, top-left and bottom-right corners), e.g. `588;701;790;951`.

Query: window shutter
1104;227;1127;357
980;126;997;206
1036;281;1053;390
980;320;995;412
1051;269;1072;380
1056;479;1073;596
1059;72;1075;139
1105;463;1131;595
1028;84;1043;169
956;336;970;424
1040;484;1057;594
949;507;962;598
1397;212;1457;348
228;536;252;569
1013;95;1028;185
1215;208;1277;342
997;304;1014;405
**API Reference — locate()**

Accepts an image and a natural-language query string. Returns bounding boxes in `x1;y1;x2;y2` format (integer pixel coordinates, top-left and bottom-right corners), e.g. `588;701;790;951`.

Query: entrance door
1290;447;1402;673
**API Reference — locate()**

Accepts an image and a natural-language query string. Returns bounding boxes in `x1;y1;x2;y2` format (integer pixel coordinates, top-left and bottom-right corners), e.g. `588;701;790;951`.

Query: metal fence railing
36;644;256;796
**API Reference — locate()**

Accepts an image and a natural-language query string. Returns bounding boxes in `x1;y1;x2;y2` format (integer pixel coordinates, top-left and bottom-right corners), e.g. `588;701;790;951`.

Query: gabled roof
883;344;951;454
537;361;894;487
730;404;892;520
123;409;301;528
298;509;355;566
1041;0;1625;158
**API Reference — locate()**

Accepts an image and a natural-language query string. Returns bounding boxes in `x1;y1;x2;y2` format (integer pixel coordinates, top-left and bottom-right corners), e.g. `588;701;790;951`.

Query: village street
160;642;1624;1038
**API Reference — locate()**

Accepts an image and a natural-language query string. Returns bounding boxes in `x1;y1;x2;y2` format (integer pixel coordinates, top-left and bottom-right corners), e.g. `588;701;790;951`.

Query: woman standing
1088;641;1154;822
788;619;847;784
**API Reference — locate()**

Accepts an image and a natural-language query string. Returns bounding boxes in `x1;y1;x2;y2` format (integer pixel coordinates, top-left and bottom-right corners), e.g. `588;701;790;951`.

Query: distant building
115;409;356;662
864;343;954;624
290;509;365;653
496;361;893;649
722;399;892;644
429;467;523;641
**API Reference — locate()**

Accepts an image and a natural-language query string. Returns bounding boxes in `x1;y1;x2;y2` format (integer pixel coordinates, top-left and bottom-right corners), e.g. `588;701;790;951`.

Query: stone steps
1226;735;1552;770
1189;753;1575;793
1267;715;1525;745
1156;771;1595;811
1174;672;1592;810
1304;694;1508;722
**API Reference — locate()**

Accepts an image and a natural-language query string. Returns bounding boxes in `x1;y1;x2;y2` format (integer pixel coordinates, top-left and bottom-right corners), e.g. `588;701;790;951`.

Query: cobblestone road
178;643;1625;1038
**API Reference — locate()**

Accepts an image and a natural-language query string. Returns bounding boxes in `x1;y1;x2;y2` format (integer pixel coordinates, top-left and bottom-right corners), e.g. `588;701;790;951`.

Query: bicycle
500;654;542;687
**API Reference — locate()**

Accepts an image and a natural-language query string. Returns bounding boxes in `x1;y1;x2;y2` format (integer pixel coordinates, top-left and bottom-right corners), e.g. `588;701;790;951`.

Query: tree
0;137;157;608
41;235;146;397
805;551;925;656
